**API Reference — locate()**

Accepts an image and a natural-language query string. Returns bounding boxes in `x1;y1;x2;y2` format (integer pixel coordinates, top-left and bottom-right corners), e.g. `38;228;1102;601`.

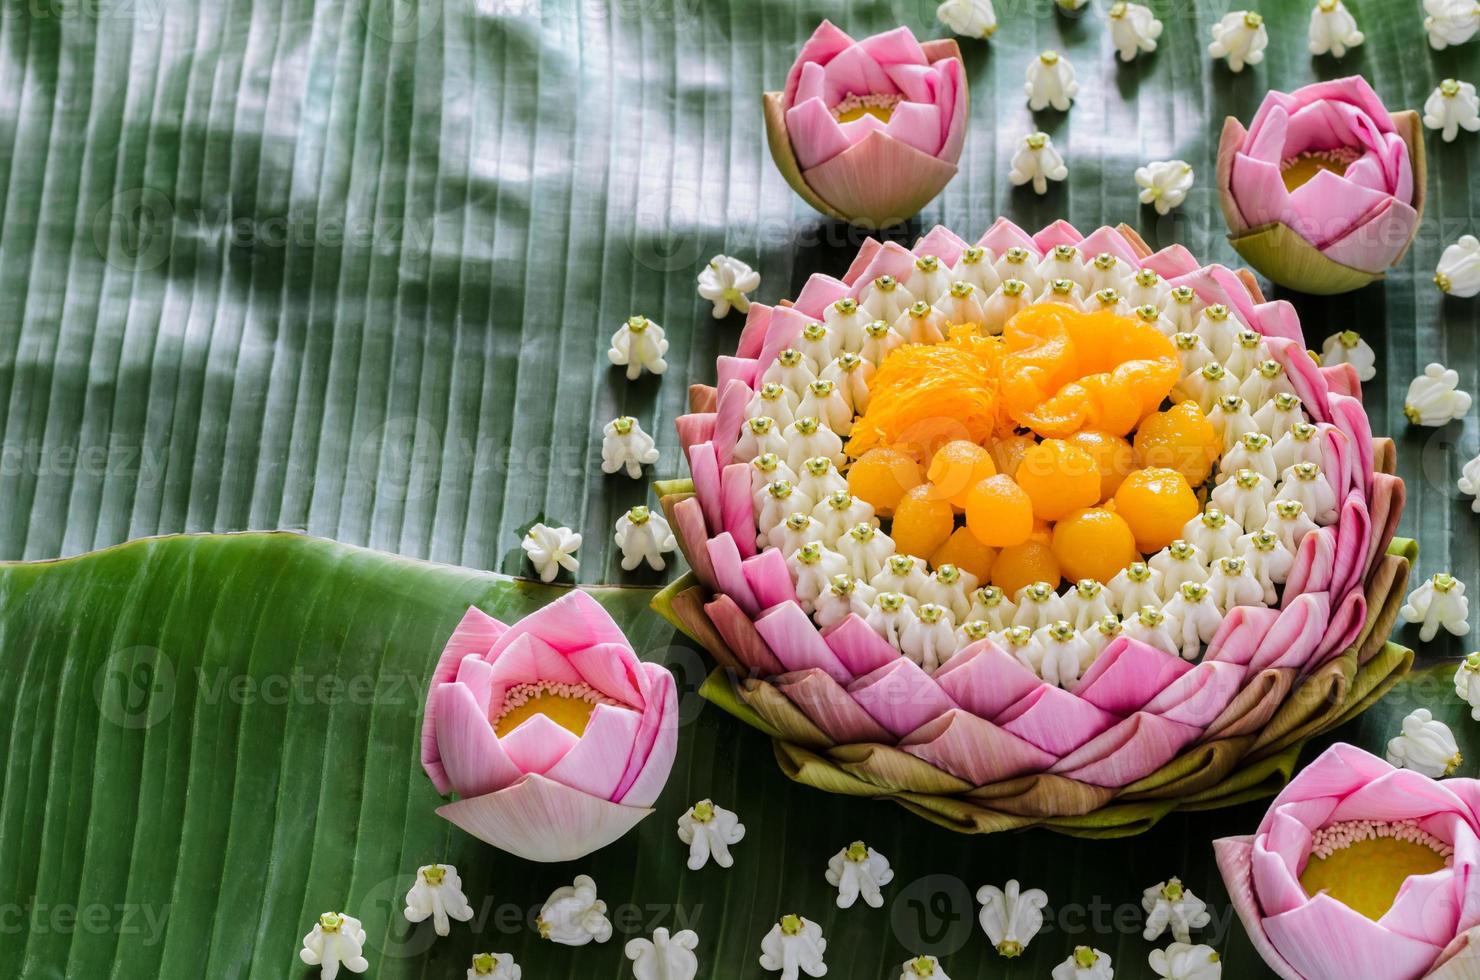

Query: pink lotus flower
1217;77;1426;294
421;590;678;862
765;22;968;228
1215;743;1480;980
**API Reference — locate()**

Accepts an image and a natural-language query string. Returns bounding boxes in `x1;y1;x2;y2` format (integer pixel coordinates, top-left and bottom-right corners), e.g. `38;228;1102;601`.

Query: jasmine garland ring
652;218;1413;836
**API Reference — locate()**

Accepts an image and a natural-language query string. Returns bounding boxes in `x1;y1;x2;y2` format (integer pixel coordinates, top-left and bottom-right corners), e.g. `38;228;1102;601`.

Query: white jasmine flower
860;274;915;324
956;619;993;648
1149;943;1222;980
1192;304;1240;361
1065;579;1115;631
1150;541;1211;594
812;490;875;541
1123;606;1180;658
900;603;958;670
1425;79;1480;142
813;573;877;630
757;482;816;541
608;315;669;380
967;584;1015;630
826;841;894;909
907;255;953;306
1320;330;1376;381
538;875;612;946
1271;423;1321;475
763;349;818;394
677;800;746;870
1108;562;1165;618
868;591;920;647
300;913;369;980
1162;582;1223;661
1456;652;1480;720
993;625;1036;663
1135;160;1192;213
1211;470;1275;531
626;928;700;980
698;255;760;318
951;245;1001;296
1009;133;1069;195
982;279;1035;333
736;417;787;462
1386;708;1463;777
616;506;677;572
467;952;520;980
1308;0;1363;56
1275;463;1338;524
823;353;874;413
938;281;987;327
1238;360;1291;408
749;384;799;430
1109;2;1164;61
796;380;852;436
823;297;868;351
919;564;976;621
522;523;581;583
837;523;896;582
790;543;850;611
1170;334;1215;373
938;0;997;38
1054;946;1115;980
1209;395;1258;449
1142;878;1211;943
899;955;951;980
1128;267;1170;309
796;322;841;373
1086;614;1126;655
1225;329;1270;378
1024;621;1094;688
771;510;824;555
1461;452;1480;512
1405;364;1473;426
1236;529;1293;604
1263;500;1318;554
1208;11;1268;72
1426;0;1480;49
1084;252;1133;295
1039;244;1089;289
1436;235;1480;296
797;456;848;503
977;879;1048;957
993;247;1045;296
1176;363;1239;415
1222;432;1280;484
895;301;948;345
1025;50;1079;111
1205;556;1264;613
1253;393;1304;440
1161;285;1204;333
872;554;931;600
1011;581;1071;630
783;417;845;471
602;417;661;478
1401;572;1471;642
404;865;474;937
759;915;827;980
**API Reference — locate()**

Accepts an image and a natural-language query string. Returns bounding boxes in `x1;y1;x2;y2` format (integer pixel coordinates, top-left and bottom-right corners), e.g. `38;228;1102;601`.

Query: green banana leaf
3;0;1480;977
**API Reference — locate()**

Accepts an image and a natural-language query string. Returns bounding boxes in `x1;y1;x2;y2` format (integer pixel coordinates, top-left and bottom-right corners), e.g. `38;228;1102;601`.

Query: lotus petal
706;533;760;617
675;413;717;459
668;495;717;587
1315;589;1366;665
615;664;679;807
1073;637;1194;715
1053;712;1201;788
565;640;645;706
1142;660;1247;727
912;225;969;266
433;681;523;797
736;303;773;359
997;684;1118;756
776;668;892;743
1206;604;1282;665
686;443;723;533
438;772;654;863
1329;393;1375;495
1033;220;1083;252
1382;867;1463;948
1330;494;1373;601
800;130;959;230
1213;836;1306;980
847;658;957;737
1264;893;1443;980
822;612;901;676
1075;225;1145;267
842;238;884;285
721;463;757;559
486;633;584;702
422;607;508;787
1142;244;1200;278
976;216;1038;257
1251;593;1329;671
755;600;853;684
743;547;798;611
781;19;856;105
759;304;814;370
705;594;785;676
1269;336;1333;423
901;708;1055;784
933;640;1045;720
792;273;852;319
499;711;581;775
1284;529;1337;603
713;378;752;465
489;589;628;657
849;240;919;295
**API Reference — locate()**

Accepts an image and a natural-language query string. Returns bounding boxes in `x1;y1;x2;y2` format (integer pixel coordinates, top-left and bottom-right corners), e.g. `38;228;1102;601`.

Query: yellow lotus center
1301;833;1449;921
493;682;605;738
1281;150;1353;192
832;92;900;125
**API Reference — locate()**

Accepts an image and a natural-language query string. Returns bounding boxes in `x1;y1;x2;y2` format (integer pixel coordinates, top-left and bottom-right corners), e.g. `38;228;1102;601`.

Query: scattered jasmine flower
1319;331;1375;381
759;914;827;980
403;864;475;937
602;416;661;478
1274;463;1338;525
300;912;370;980
1162;582;1223;661
1135;160;1193;215
615;506;677;572
1386;708;1463;777
677;800;746;870
1208;11;1268;72
937;0;997;38
1024;50;1079;111
1109;3;1164;61
1149;943;1222;980
1424;79;1480;142
697;255;760;318
522;523;581;582
626;928;700;980
900;602;958;671
1404;363;1473;426
538;875;612;946
467;952;521;980
1436;235;1480;296
1426;0;1480;50
1053;946;1115;979
1459;453;1480;512
1307;0;1363;57
609;315;669;380
899;954;951;979
1009;133;1068;195
1142;878;1211;943
976;879;1047;957
1401;572;1471;642
1123;606;1180;658
1456;652;1480;720
825;841;894;909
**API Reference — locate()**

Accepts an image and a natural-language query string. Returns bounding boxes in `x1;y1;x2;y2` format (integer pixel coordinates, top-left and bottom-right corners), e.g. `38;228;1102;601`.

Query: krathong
764;22;967;228
1215;743;1480;980
655;218;1413;836
421;592;677;861
1216;77;1425;295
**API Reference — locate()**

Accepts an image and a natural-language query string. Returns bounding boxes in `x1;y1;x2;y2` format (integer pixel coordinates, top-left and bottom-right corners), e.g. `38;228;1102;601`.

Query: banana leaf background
1;0;1478;976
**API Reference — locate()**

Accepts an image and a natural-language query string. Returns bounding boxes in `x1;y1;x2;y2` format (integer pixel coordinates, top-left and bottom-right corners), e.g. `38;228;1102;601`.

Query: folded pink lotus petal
782;20;856;107
801;131;959;229
1142;660;1247;727
759;305;814;369
1142;244;1201;278
490;589;630;657
755;600;853;684
735;303;773;359
1264;894;1443;980
1368;474;1405;571
743;547;798;610
881;99;942;157
901;708;1055;784
500;711;582;775
842;238;884;285
823;613;901;676
434;682;524;797
1255;744;1392;833
486;634;585;701
856;24;927;69
847;657;958;737
705;594;785;676
933;57;967;162
530;702;637;800
1251;299;1305;345
1252;593;1329;671
1033;220;1083;252
912;225;969;266
1314;589;1366;665
1075;226;1144;267
1330;768;1471;825
717;355;760;396
721;463;758;559
1330;493;1372;601
706;533;761;617
1072;636;1194;715
1319;423;1356;505
671;497;718;587
882;61;938;106
565;640;646;706
1283;529;1337;604
819;43;897;106
1206;604;1282;665
676;414;718;460
1252;811;1319;914
1246;77;1399;148
1207;265;1265;328
777;668;892;743
1328;393;1375;495
1320;196;1421;274
794;60;826;106
438;773;653;864
1214;837;1307;980
848;240;919;296
1382;868;1462;948
422;609;509;781
454;654;496;714
1053;712;1201;788
791;273;852;319
933;640;1045;720
976;216;1039;257
685;444;723;534
998;684;1118;756
1268;336;1333;423
714;377;753;465
614;662;678;807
